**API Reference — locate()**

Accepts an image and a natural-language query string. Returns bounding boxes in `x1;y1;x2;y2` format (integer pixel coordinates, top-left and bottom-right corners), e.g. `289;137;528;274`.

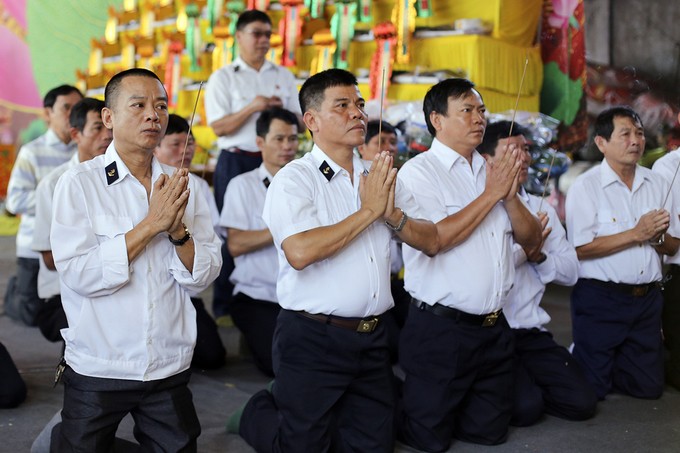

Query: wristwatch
168;224;191;246
533;252;547;264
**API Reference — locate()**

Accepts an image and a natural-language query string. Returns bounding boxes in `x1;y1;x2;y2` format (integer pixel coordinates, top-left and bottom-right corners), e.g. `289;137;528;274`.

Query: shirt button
147;338;152;344
370;257;374;263
372;293;376;299
640;270;643;274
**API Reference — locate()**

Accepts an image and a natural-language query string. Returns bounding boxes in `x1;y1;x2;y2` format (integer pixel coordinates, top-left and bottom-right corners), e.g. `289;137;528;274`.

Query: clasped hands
484;143;523;202
359;151;402;226
147;168;191;238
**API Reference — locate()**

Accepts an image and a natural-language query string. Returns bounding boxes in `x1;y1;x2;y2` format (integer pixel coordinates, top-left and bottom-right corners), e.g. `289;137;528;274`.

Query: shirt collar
257;163;275;186
600;158;648;192
429;138;485;176
233;56;275;74
45;128;73;149
309;144;366;183
103;143;164;186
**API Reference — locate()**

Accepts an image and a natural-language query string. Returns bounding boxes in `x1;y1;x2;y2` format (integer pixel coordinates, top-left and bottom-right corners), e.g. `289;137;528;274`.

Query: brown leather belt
226;147;262;158
297;311;380;333
411;298;502;327
583;278;659;297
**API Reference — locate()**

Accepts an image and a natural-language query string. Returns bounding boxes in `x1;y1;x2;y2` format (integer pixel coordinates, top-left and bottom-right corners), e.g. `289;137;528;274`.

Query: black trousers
33;295;225;370
511;328;597;426
212;150;262;318
571;278;664;400
397;304;514;453
662;265;680;386
229;292;280;376
53;368;200;453
239;309;395;453
0;342;26;408
4;257;41;326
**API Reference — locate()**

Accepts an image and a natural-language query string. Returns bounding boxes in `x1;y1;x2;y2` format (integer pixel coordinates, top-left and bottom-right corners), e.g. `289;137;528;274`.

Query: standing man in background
4;84;82;326
205;9;301;318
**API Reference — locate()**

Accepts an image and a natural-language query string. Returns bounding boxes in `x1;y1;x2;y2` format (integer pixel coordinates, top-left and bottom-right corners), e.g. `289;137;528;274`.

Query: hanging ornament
88;39;104;76
212;23;234;70
356;0;372;23
279;0;304;67
369;22;396;100
226;1;245;61
268;32;283;65
304;0;326;19
392;0;416;64
310;29;336;75
414;0;432;18
330;1;356;70
185;3;202;72
247;0;270;10
164;41;184;108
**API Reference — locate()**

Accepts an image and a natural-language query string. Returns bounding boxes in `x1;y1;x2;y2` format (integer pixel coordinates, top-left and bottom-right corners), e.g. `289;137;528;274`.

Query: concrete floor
1;233;680;452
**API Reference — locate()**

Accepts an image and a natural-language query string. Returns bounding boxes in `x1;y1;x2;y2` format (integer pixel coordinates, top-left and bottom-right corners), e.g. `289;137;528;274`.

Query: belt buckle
632;286;647;297
357;317;379;333
482;311;500;327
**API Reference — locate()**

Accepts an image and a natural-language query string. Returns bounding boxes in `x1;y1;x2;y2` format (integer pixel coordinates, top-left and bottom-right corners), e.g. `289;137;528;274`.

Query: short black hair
256;108;299;137
104;68;164;109
365;120;397;144
477;120;528;156
299;68;358;114
594;106;643;141
69;98;105;132
43;85;82;109
236;9;271;30
423;78;479;137
165;113;191;136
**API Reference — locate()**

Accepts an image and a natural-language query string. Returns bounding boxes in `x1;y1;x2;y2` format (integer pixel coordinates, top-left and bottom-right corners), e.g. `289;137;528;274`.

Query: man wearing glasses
205;9;302;318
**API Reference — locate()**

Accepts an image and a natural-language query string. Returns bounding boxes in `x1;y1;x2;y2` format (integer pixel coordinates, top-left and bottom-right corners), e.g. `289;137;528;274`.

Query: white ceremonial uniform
220;164;278;303
504;189;578;329
50;144;222;381
32;153;80;299
263;145;419;318
205;57;300;151
399;138;515;315
566;159;680;283
6;129;76;259
652;149;680;265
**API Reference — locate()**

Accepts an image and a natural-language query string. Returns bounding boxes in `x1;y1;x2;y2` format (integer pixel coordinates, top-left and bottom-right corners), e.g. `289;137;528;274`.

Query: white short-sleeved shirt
504;189;578;330
652;150;680;265
32;153;80;299
262;145;419;317
51;144;222;381
220;164;278;303
399;138;515;315
565;158;678;283
6;129;76;258
205;57;300;151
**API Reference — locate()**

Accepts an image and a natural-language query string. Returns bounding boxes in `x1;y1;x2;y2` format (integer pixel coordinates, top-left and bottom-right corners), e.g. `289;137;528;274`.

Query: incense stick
180;81;203;170
508;57;529;138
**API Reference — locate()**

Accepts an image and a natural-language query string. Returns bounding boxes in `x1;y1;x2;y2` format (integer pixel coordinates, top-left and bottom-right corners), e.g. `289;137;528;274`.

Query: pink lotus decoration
548;0;579;29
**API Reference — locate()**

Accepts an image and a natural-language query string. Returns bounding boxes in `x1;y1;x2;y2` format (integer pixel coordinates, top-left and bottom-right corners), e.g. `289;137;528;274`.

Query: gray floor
1;233;679;452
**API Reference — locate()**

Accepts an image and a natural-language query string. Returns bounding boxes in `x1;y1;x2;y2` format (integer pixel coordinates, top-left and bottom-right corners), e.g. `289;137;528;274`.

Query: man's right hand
359;152;397;221
251;95;284;112
484;144;521;202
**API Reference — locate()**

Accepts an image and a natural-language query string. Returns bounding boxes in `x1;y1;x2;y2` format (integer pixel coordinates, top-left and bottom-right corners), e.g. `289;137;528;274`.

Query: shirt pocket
91;215;133;241
596;209;626;236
